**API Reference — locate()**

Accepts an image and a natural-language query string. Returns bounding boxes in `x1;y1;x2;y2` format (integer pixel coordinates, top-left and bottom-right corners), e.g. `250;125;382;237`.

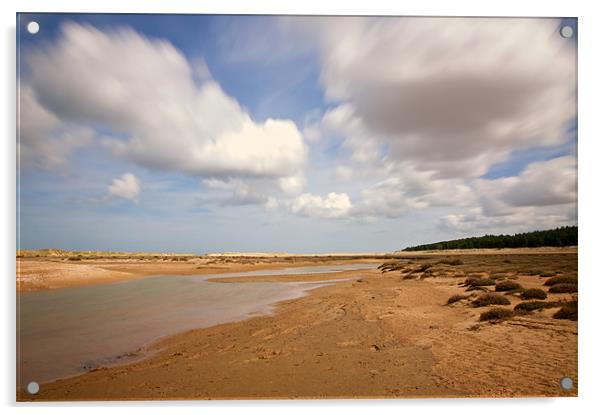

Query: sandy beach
17;249;577;400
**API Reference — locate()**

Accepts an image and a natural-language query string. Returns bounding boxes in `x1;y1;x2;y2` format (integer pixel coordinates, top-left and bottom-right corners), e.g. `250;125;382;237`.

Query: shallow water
17;263;375;387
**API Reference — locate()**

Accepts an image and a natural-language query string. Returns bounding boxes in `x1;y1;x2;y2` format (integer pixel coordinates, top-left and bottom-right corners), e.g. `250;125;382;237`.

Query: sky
17;14;577;253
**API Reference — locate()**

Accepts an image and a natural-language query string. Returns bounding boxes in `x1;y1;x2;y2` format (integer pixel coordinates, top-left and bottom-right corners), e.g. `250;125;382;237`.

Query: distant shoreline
18;246;577;258
16;247;577;292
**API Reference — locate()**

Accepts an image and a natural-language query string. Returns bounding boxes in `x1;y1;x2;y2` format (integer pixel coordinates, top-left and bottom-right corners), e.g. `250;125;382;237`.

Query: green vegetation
402;226;577;251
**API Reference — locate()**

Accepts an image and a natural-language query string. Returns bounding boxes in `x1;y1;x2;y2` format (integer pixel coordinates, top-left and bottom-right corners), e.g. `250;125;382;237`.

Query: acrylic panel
16;14;578;401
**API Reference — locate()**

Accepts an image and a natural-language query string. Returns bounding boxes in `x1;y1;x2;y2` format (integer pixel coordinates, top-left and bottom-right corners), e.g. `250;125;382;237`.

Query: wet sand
18;265;376;387
17;250;578;400
16;256;384;292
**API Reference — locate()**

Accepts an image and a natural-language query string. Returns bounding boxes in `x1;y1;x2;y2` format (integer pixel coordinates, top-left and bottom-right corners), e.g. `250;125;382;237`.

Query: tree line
402;226;577;251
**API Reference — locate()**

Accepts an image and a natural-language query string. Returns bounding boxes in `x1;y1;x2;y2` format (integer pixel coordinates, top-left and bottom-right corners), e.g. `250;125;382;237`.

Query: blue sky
17;14;577;253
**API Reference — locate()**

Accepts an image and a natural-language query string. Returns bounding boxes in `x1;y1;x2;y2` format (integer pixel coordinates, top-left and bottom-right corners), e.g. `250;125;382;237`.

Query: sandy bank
16;257;383;292
20;251;578;400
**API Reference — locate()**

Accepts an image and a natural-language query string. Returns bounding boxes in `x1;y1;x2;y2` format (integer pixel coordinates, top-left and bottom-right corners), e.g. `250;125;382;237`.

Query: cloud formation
291;192;352;219
107;173;140;202
19;17;577;249
21;23;307;182
475;156;577;216
286;17;577;227
19;85;93;172
440;156;577;233
302;17;575;179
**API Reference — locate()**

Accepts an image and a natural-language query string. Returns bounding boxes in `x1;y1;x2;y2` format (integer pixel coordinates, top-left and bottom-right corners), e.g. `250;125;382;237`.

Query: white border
3;1;602;414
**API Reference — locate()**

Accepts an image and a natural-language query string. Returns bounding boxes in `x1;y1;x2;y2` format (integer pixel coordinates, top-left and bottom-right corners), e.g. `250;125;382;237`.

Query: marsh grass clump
422;269;435;277
465;286;489;292
416;263;433;272
472;293;511;307
548;283;578;294
466;273;485;278
463;276;480;286
446;294;470;305
479;308;514;321
491;273;509;280
495;280;522;292
553;300;578;320
544;276;578;286
438;258;463;266
521;288;547;300
514;301;560;312
504;287;525;295
467;278;496;287
378;261;406;273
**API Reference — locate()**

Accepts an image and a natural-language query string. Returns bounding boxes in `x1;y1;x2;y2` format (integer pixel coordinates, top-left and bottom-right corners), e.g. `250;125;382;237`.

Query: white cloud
439;156;577;233
278;174;305;195
201;178;269;206
265;197;279;211
18;85;93;172
334;166;353;181
22;23;306;181
20;19;578;238
498;156;576;208
322;104;382;163
439;205;575;236
297;17;575;180
277;17;577;229
191;57;212;82
291;192;352;219
474;156;577;216
107;173;140;202
301;109;324;143
348;166;475;220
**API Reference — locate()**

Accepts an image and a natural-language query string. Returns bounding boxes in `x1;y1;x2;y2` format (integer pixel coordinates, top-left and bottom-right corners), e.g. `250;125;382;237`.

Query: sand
16;256;382;292
17;250;578;400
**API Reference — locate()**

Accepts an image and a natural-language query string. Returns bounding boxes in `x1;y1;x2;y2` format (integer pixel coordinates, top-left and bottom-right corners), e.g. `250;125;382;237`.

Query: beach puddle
17;263;375;388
